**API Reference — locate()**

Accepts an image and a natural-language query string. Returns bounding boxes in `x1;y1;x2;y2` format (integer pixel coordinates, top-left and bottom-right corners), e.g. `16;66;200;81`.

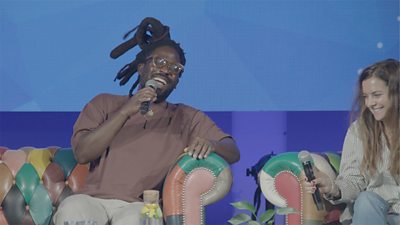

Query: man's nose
159;65;170;73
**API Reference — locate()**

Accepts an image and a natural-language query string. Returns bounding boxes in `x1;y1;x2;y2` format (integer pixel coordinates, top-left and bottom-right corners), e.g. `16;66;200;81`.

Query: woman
305;59;399;225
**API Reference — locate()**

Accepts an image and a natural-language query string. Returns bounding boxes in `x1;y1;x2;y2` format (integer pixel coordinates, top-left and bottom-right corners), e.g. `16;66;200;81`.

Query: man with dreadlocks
53;17;240;225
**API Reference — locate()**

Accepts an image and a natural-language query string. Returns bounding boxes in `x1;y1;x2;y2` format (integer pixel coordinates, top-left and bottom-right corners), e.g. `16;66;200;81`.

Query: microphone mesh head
298;150;313;163
145;79;159;90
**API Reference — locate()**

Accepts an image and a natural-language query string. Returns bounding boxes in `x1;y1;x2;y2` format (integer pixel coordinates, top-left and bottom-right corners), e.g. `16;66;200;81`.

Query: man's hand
184;137;217;160
120;87;157;117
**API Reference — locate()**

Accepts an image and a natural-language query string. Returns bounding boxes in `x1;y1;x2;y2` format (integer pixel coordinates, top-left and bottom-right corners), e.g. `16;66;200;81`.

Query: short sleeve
71;94;109;151
188;110;231;143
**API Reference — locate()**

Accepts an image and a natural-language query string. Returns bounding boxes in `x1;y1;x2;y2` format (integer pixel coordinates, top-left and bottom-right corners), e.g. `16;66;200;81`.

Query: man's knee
56;195;88;214
53;194;107;225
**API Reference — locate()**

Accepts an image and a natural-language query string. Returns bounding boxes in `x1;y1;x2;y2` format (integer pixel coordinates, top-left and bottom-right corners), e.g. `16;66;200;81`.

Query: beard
139;73;178;103
154;84;176;103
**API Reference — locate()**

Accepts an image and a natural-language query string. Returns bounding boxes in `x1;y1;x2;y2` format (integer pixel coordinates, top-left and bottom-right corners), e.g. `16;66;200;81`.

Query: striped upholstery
259;151;343;225
0;147;232;225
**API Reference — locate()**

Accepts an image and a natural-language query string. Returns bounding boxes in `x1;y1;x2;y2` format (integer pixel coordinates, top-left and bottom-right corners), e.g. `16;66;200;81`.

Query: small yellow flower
141;204;162;219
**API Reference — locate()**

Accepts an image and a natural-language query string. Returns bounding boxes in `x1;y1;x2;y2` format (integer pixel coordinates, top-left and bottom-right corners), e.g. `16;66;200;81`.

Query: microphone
298;150;325;211
140;79;158;115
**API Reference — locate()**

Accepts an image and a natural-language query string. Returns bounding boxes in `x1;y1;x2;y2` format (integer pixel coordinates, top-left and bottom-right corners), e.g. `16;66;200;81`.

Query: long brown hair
351;59;400;179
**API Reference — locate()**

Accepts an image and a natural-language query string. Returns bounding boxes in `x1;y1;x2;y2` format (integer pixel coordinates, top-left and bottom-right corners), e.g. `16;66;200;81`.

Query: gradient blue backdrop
1;0;398;111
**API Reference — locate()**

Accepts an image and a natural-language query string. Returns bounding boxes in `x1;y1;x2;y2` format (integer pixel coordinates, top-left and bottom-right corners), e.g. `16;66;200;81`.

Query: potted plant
228;201;297;225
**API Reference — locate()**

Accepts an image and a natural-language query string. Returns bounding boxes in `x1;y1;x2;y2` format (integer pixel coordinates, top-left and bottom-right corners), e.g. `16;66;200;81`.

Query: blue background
1;0;398;111
0;0;399;224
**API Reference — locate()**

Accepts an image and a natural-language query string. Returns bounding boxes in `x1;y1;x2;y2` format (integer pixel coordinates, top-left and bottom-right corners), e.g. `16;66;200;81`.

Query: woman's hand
303;168;337;196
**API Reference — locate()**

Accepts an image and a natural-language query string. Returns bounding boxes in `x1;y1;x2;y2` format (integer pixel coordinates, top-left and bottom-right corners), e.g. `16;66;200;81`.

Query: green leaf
267;220;275;225
248;221;261;225
275;207;298;215
259;209;275;223
228;213;252;225
230;201;256;214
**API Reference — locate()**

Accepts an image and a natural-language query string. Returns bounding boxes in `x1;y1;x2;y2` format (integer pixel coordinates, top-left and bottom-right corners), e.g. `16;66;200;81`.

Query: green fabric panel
29;184;52;225
53;148;77;178
325;153;341;173
15;163;40;204
303;219;324;225
177;155;199;173
262;152;303;177
177;153;228;176
198;153;228;176
165;215;183;225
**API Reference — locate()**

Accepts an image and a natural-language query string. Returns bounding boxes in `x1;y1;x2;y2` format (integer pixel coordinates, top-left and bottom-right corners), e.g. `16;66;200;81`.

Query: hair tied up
110;17;171;59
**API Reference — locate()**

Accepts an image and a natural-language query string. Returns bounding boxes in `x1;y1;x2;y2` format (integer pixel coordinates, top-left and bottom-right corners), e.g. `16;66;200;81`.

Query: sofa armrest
258;151;342;225
163;152;232;225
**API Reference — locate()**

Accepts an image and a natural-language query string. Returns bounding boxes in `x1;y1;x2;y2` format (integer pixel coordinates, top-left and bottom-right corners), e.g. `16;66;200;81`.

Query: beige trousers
53;194;145;225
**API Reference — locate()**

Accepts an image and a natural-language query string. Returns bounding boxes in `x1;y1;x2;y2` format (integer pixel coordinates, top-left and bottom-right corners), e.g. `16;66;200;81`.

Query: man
53;17;240;225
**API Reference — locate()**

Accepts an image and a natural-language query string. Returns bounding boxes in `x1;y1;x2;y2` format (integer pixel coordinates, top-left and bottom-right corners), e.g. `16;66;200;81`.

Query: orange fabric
67;164;89;193
163;166;186;217
0;163;13;204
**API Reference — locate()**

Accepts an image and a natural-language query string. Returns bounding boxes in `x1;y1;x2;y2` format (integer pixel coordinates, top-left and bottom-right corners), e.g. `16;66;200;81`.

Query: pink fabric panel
0;210;9;225
183;169;215;225
2;150;27;177
275;171;302;225
0;147;8;159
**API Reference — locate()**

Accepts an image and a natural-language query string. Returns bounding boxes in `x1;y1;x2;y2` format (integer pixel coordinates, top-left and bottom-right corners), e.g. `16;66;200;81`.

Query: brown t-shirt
71;93;230;202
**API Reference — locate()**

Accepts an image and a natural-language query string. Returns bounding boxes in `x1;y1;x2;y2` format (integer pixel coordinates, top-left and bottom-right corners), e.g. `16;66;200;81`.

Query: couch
259;151;344;225
0;146;232;225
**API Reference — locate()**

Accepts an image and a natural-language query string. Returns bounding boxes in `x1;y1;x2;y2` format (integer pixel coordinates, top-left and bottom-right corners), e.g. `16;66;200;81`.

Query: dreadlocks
110;17;186;96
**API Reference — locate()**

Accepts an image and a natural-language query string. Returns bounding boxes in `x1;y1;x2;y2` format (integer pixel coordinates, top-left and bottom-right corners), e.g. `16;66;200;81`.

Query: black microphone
298;150;325;211
140;79;158;115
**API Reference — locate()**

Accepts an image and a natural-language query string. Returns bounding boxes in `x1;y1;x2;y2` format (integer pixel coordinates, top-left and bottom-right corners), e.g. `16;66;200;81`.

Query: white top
334;121;400;221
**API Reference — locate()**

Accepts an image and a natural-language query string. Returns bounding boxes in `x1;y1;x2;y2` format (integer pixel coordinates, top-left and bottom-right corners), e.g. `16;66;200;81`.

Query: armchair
0;147;232;225
258;151;344;225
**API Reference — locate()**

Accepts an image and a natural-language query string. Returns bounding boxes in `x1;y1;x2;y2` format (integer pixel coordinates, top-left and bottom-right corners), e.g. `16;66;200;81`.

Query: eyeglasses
146;56;184;75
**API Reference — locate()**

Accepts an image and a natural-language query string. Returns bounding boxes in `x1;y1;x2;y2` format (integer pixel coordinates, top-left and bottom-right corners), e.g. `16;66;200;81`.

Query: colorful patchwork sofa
0;146;232;225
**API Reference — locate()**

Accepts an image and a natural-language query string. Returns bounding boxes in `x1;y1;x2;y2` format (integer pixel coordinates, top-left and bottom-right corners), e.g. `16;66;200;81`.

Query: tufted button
65;180;69;186
25;205;30;210
13;179;16;185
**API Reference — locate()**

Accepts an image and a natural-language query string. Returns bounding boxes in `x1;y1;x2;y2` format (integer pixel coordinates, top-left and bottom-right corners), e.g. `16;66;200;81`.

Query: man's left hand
184;137;217;160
